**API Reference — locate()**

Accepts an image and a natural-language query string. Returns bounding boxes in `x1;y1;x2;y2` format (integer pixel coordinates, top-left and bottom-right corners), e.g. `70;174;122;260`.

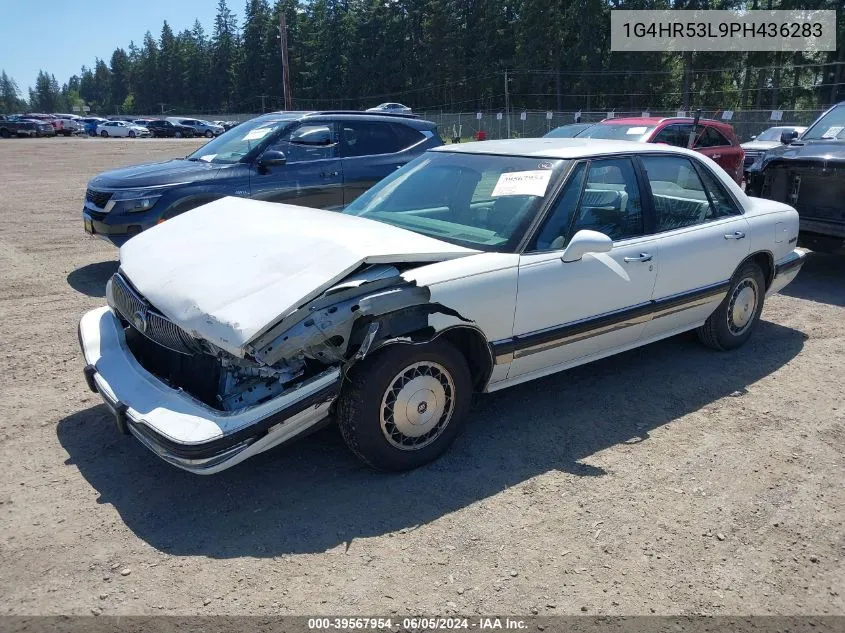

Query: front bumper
767;248;808;297
78;307;340;474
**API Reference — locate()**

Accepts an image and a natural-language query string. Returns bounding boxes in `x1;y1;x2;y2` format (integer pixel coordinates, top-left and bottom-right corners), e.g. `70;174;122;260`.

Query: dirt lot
0;137;842;617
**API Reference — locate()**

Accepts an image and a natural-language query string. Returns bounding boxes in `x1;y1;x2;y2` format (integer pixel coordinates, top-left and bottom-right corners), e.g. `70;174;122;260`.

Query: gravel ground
0;137;842;617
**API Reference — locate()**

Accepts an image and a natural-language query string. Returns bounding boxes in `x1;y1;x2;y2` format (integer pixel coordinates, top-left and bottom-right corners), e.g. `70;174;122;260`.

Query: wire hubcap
380;361;455;451
727;278;758;335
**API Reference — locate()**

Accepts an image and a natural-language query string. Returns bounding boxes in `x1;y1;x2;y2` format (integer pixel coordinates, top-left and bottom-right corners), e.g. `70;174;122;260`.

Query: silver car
365;103;412;114
169;118;225;138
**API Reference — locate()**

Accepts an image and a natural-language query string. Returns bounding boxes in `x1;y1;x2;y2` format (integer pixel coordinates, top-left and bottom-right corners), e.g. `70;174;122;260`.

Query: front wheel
337;339;472;471
100;130;108;138
697;261;766;351
174;131;182;138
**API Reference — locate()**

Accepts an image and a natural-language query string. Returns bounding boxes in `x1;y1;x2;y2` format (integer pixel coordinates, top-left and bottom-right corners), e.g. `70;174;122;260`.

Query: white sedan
77;139;806;474
96;120;151;138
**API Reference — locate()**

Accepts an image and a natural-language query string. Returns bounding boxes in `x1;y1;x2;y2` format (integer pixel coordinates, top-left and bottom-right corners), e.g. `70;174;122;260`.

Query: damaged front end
78;263;463;473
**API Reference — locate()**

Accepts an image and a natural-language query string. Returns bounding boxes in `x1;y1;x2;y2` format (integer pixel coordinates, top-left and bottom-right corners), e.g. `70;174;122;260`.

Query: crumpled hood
119;197;476;356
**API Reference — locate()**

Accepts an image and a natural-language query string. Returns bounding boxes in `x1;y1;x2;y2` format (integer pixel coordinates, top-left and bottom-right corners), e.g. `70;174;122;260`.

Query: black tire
697;261;766;351
100;130;108;138
174;131;182;138
204;130;214;138
0;129;10;139
337;339;472;471
128;130;136;138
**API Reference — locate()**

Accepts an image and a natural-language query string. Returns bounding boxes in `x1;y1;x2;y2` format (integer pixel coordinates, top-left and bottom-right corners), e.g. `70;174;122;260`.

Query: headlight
105;190;164;213
750;154;764;171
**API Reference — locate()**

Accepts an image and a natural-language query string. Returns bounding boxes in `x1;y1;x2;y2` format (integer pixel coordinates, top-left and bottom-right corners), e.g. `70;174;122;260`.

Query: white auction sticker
626;126;648;135
243;127;273;141
821;126;843;139
491;170;553;198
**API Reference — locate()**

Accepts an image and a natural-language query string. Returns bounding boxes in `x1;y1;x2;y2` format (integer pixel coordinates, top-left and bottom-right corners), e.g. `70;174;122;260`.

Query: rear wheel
337;339;472;471
697;261;766;351
100;130;108;138
204;130;214;138
0;129;10;139
174;131;182;138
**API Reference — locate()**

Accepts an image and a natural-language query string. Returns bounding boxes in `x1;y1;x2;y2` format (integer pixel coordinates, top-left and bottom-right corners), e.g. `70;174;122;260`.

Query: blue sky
0;0;243;93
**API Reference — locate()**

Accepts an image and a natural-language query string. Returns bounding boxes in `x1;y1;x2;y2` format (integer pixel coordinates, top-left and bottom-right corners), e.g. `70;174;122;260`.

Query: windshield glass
576;123;655;141
802;104;845;140
344;152;566;252
186;116;296;163
545;123;593;138
757;127;790;141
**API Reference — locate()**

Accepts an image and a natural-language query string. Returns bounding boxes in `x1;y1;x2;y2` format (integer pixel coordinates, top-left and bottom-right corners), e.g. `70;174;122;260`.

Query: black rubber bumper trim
774;255;804;276
124;380;341;461
83;364;98;393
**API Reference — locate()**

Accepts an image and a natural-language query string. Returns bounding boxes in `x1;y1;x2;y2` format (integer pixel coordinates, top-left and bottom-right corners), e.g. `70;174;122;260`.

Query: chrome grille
86;188;112;208
108;272;199;355
743;151;761;168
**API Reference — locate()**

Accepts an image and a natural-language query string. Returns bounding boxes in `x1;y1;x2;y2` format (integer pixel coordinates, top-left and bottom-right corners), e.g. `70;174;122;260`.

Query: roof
597;116;730;127
430;137;706;160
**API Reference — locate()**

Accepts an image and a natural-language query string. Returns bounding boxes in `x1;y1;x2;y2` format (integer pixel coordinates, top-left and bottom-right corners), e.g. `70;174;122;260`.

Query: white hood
119;197;475;356
741;140;781;151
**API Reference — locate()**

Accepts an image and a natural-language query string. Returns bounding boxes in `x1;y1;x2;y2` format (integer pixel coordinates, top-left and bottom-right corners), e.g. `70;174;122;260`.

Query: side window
653;124;693;148
340;121;403;157
571;158;643;241
696;163;741;218
533;162;587;251
269;124;336;163
695;126;730;148
641;155;712;232
390;123;426;150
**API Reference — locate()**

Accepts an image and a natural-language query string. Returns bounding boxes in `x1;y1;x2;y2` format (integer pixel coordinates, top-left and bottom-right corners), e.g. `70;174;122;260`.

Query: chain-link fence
417;108;828;143
131;108;828;144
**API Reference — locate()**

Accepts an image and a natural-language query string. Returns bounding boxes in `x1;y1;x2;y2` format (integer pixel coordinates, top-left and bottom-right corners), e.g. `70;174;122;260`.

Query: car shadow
66;260;119;298
779;252;844;306
57;320;805;558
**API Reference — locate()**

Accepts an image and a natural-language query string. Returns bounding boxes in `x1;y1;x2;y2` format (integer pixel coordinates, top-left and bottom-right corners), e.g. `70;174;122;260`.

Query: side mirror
561;229;613;263
780;130;798;144
258;150;286;170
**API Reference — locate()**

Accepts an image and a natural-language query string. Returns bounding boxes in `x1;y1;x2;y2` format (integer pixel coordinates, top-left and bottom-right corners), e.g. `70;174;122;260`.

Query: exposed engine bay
110;263;469;412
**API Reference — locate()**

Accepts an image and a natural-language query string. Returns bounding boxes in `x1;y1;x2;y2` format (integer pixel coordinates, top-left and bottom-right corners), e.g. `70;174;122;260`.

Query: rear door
249;121;344;210
339;120;428;205
638;153;749;340
695;125;743;184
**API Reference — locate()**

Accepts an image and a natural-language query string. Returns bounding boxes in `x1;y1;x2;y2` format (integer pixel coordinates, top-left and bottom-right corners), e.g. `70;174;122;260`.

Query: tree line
1;0;843;117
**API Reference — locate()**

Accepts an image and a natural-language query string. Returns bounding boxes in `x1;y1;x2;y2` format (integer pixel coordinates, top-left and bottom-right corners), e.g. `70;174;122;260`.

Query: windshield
802;105;845;140
186;116;295;164
344;152;566;252
576;123;655;141
545;124;593;138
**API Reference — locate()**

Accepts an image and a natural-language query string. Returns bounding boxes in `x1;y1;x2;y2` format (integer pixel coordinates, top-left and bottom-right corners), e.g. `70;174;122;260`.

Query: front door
249;122;344;210
508;157;659;380
339;120;412;205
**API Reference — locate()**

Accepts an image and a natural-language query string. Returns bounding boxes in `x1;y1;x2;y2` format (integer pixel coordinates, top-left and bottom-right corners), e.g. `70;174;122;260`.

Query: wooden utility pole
279;13;292;110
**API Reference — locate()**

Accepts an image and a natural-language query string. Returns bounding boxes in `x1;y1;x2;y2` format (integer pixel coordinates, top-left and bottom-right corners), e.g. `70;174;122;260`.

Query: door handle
320;170;339;178
623;253;653;263
724;231;746;240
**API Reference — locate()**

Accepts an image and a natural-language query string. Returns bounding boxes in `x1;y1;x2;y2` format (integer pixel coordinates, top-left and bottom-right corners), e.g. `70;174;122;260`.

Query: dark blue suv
82;111;442;245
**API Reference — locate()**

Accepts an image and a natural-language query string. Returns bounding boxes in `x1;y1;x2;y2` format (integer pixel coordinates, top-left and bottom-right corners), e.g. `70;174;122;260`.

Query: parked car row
0;114;56;137
77;108;809;476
